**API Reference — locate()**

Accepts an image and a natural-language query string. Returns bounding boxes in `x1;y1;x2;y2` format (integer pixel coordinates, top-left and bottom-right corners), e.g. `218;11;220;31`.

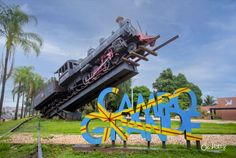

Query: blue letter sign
80;87;202;145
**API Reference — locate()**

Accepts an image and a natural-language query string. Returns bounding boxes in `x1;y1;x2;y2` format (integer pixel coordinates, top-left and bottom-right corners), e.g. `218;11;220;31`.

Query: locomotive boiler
34;16;178;119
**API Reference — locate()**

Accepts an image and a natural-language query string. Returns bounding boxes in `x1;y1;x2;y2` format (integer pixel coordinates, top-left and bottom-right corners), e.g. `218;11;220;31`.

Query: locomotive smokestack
116;16;124;27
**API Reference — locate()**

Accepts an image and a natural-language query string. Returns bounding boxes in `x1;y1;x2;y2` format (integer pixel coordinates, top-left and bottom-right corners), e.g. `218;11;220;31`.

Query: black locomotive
34;17;178;119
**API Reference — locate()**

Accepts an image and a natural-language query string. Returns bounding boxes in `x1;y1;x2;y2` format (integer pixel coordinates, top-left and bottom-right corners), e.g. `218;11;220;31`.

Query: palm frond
21;32;42;46
28;15;38;25
17;36;41;55
0;28;6;36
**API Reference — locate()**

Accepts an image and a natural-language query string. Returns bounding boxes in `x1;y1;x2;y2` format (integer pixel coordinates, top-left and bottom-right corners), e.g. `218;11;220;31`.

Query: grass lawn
0;118;27;135
10;118;236;137
13;118;112;137
0;143;36;158
192;123;236;134
0;143;236;158
1;118;236;157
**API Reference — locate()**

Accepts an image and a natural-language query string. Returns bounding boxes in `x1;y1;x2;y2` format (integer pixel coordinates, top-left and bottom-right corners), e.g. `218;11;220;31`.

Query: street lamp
131;78;137;109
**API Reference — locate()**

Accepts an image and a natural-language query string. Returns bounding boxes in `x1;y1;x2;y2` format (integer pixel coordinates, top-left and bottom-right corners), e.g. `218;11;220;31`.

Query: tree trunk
0;49;10;118
14;82;21;120
31;97;35;116
24;97;29;117
23;105;27;118
20;92;25;119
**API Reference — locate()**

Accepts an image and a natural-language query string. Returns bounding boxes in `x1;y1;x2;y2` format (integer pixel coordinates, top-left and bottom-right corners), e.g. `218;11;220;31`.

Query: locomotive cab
55;60;78;86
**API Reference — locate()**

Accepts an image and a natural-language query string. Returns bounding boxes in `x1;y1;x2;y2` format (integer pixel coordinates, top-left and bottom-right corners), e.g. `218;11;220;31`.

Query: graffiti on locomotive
80;87;202;144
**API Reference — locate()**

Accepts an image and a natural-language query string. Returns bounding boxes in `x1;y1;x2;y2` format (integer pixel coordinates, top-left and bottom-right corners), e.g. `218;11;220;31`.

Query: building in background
200;97;236;120
0;106;22;121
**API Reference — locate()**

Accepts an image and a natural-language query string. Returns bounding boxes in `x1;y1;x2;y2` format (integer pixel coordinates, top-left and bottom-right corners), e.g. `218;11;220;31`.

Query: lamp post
131;78;137;108
131;87;133;109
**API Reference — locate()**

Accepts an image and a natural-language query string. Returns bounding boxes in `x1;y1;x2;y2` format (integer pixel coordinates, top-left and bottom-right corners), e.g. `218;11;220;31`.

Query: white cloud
178;63;231;83
208;15;236;32
42;41;66;56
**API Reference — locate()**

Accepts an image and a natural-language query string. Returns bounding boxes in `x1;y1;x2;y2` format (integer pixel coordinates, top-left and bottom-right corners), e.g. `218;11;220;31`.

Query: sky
1;0;236;107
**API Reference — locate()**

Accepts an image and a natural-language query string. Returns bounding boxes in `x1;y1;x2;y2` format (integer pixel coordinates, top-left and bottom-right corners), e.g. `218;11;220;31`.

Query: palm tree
28;73;44;115
12;66;33;119
12;76;22;120
0;5;42;117
12;66;44;118
202;95;216;106
20;90;25;118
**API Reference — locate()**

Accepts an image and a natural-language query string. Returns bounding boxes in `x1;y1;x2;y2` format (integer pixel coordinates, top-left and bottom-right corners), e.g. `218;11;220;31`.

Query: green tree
106;79;131;112
133;85;150;109
12;66;33;119
0;5;42;117
28;73;44;115
21;67;35;117
153;68;177;93
202;95;216;106
153;68;202;109
11;66;44;119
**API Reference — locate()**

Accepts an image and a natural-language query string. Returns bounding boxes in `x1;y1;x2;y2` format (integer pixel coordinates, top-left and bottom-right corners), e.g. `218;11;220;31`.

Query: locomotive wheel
102;61;111;72
111;54;120;65
127;42;137;52
91;66;99;80
82;73;91;85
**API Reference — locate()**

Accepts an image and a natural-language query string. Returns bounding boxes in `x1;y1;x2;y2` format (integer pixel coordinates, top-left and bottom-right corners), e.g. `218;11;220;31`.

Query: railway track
37;121;43;158
0;117;43;158
0;117;33;138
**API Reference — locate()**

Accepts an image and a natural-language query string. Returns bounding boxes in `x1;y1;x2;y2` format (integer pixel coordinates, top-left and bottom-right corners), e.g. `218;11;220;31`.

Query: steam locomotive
34;16;178;119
